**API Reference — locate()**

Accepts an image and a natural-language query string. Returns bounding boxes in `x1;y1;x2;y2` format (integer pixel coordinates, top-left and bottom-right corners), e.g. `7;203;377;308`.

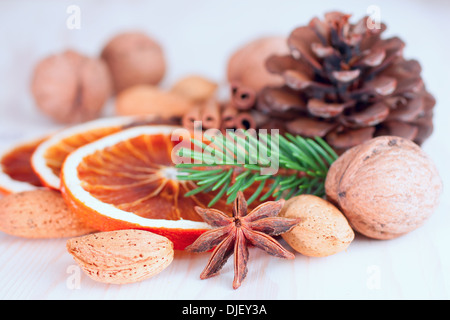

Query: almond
170;75;218;103
115;84;193;119
0;189;96;238
279;194;354;257
66;229;174;284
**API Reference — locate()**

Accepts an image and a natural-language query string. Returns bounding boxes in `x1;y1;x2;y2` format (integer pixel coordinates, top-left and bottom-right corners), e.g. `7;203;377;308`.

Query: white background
0;0;449;300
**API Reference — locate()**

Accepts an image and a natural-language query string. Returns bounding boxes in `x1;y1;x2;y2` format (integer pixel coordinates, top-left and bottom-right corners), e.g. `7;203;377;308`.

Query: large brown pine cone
257;11;436;153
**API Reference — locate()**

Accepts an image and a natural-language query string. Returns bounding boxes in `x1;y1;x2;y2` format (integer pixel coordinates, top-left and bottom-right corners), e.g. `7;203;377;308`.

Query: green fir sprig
175;130;338;207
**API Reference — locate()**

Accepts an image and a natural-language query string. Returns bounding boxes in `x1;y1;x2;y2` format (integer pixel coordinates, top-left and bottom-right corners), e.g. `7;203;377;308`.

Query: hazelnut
101;31;166;94
31;50;112;124
325;136;442;240
227;36;289;92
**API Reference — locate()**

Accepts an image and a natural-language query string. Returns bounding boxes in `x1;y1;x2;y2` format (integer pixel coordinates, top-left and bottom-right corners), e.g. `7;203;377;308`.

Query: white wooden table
0;0;449;300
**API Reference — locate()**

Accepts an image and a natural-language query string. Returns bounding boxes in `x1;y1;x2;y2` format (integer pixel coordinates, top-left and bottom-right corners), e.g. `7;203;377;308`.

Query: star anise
186;191;302;289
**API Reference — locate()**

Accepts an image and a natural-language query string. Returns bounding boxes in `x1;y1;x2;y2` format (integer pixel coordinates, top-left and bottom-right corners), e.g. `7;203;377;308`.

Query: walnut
31;49;112;124
325;136;442;239
101;31;166;94
227;36;289;93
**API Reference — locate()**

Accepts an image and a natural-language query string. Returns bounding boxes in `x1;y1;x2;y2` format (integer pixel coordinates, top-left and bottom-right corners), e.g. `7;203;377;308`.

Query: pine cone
258;11;436;153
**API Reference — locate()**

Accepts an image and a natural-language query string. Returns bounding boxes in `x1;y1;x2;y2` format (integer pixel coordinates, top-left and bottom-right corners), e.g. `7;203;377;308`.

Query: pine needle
175;131;337;206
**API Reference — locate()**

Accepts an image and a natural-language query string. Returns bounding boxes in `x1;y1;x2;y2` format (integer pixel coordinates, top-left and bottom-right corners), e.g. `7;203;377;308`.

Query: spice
186;192;301;289
230;82;257;110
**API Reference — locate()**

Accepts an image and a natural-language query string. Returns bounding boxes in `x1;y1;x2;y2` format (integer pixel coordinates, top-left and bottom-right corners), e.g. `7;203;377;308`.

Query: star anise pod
186;191;301;289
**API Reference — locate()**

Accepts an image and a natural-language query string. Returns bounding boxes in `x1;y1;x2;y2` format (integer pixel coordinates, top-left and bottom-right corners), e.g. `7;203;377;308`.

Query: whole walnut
227;36;289;93
101;31;166;94
325;136;442;239
31;50;112;124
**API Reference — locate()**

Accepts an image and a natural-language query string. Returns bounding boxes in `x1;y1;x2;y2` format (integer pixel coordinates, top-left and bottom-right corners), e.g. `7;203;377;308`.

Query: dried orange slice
31;116;160;190
0;137;46;195
60;125;220;250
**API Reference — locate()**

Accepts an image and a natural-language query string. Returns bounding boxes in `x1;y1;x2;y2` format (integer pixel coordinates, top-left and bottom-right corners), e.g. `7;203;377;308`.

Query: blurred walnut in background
227;36;289;93
101;31;166;94
31;49;112;124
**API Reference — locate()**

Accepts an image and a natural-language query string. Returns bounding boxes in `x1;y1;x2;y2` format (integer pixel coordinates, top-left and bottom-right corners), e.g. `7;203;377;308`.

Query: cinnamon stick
201;98;221;129
230;82;257;110
234;112;256;130
182;104;202;131
220;103;238;130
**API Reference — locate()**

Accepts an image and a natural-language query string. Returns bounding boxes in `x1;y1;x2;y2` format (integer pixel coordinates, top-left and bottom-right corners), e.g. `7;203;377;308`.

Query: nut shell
279;194;354;257
115;85;193;119
31;50;112;124
101;31;166;93
325;136;442;239
324;144;362;203
0;189;96;238
170;75;218;103
66;229;174;284
227;36;289;92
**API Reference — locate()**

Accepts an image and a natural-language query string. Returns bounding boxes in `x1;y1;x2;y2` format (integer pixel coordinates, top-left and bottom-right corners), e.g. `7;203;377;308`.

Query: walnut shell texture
325;136;442;239
101;31;166;94
227;36;289;92
31;50;112;124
